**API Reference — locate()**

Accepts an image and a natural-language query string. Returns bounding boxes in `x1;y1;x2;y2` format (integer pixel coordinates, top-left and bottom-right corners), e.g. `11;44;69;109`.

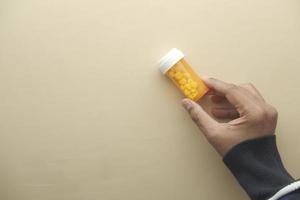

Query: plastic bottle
159;48;209;101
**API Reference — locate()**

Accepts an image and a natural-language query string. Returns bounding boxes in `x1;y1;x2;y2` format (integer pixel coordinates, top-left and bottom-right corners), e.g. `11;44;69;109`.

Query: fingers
203;77;254;112
240;83;265;102
206;79;264;101
202;77;234;94
211;107;239;119
182;98;219;137
206;89;223;96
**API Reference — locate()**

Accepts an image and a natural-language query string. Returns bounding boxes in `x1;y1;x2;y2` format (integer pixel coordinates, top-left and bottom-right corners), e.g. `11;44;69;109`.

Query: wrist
223;135;294;200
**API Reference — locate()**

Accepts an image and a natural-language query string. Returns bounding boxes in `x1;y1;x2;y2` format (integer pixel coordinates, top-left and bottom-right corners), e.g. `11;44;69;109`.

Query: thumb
182;98;219;137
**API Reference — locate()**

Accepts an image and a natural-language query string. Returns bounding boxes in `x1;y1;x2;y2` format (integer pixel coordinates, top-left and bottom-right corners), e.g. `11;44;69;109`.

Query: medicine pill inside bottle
159;48;209;101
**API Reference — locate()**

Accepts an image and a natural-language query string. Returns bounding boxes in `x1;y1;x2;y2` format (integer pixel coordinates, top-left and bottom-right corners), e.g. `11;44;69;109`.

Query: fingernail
182;99;192;109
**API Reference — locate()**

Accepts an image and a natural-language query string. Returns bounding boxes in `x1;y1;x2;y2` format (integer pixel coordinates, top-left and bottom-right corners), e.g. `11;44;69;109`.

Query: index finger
203;77;233;93
202;77;251;108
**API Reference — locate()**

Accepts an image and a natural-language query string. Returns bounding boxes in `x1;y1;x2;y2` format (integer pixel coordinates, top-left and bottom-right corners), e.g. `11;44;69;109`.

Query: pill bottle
158;48;209;101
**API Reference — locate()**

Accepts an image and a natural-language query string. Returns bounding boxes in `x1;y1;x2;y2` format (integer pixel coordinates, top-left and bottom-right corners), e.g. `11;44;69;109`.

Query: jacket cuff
223;135;294;200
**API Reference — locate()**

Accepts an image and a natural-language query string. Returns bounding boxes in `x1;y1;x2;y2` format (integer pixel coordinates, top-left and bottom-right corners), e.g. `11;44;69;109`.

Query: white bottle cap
158;48;184;74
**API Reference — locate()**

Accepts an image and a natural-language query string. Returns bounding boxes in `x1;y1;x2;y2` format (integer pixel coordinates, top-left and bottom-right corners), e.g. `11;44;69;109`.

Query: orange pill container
159;48;209;101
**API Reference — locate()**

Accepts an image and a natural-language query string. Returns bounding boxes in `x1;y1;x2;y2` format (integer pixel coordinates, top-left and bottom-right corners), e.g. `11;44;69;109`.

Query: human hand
182;78;278;156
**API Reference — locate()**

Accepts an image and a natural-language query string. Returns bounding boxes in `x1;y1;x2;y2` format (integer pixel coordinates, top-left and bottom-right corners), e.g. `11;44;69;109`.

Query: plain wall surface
0;0;300;199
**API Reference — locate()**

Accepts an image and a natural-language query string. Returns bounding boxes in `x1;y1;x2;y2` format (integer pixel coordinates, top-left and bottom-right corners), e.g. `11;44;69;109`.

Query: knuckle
226;84;239;93
266;105;278;119
252;104;278;123
208;77;216;82
257;108;268;119
245;82;255;88
249;107;267;122
190;109;200;123
243;83;256;91
207;77;217;84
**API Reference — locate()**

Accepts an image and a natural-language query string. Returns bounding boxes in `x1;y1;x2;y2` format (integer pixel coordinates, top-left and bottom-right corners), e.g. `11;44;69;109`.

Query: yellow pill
187;78;193;83
179;79;187;85
191;82;198;88
175;73;183;80
191;89;197;93
184;89;190;96
185;84;192;90
183;72;191;78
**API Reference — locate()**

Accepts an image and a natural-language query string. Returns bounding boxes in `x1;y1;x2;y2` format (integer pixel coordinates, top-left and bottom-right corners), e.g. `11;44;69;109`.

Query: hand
182;77;278;156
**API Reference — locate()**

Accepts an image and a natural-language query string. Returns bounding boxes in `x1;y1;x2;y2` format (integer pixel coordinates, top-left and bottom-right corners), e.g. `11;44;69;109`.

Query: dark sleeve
280;189;300;200
223;135;296;200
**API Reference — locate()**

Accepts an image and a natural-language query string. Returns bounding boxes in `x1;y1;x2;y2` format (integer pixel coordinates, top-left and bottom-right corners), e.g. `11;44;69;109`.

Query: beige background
0;0;300;199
